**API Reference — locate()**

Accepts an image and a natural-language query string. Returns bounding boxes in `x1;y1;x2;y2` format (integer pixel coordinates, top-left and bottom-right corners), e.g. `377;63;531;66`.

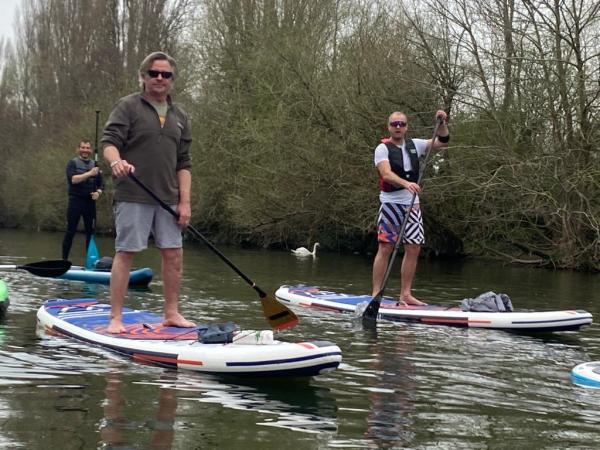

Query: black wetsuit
61;157;103;260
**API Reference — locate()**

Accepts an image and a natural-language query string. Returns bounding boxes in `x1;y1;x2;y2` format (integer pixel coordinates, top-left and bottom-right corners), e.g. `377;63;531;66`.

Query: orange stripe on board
297;342;316;349
422;317;469;325
468;319;493;324
178;359;203;366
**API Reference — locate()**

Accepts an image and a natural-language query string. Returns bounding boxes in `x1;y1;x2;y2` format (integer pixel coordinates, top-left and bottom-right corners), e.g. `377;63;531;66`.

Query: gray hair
138;51;177;90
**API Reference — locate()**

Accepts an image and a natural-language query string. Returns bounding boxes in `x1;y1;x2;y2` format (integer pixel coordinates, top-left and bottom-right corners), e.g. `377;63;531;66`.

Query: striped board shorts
377;203;425;244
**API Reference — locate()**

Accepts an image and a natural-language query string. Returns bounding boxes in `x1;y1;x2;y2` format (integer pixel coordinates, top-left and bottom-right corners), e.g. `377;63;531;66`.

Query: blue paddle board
37;298;342;377
276;285;593;332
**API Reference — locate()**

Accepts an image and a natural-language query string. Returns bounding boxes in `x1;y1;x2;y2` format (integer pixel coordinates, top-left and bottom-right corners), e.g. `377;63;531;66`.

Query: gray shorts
114;202;182;252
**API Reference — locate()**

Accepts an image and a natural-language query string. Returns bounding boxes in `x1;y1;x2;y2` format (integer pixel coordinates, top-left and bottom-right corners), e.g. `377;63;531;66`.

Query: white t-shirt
374;138;429;204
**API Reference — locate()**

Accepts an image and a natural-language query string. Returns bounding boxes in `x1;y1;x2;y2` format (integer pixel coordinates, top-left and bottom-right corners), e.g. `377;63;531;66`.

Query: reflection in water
101;370;176;450
97;369;338;450
3;229;600;448
140;375;338;435
362;326;416;447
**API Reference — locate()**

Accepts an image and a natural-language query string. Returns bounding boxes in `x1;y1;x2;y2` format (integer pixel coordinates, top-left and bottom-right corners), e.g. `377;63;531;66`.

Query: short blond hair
388;111;407;122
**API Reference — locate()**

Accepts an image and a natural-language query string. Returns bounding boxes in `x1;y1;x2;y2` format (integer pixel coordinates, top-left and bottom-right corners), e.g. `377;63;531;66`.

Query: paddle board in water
57;266;153;287
37;298;342;377
0;280;8;318
571;362;600;388
275;285;593;332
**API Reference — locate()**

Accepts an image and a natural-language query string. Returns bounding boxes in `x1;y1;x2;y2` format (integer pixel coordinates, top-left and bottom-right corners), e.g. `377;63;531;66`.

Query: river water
0;229;599;449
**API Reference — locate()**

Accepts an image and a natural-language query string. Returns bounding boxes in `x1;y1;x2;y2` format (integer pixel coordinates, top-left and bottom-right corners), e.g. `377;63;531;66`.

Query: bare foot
398;295;427;306
163;313;196;328
106;319;126;334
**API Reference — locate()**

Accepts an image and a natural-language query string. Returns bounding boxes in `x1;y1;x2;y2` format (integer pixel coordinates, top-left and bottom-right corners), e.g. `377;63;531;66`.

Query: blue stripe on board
311;296;377;305
572;373;600;388
63;311;161;328
511;316;591;325
226;351;342;367
229;362;339;377
44;298;98;307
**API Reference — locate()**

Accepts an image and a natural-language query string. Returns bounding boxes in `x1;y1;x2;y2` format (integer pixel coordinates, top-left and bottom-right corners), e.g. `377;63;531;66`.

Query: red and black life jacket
379;139;419;192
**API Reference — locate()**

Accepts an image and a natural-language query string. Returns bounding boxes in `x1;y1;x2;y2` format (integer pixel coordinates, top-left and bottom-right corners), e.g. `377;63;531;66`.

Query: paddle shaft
363;119;444;319
128;173;267;297
94;110;100;192
86;109;101;266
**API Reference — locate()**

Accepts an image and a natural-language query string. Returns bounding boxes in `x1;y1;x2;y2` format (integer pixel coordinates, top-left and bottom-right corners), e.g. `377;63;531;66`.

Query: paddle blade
18;260;72;278
361;294;382;322
260;293;299;331
85;235;100;269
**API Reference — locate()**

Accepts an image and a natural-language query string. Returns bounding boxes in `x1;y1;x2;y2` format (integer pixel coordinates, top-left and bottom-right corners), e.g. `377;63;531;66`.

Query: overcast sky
0;0;21;42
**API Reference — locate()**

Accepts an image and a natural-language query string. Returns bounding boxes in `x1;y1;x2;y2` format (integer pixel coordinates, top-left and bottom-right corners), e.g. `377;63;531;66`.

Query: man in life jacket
62;139;104;260
372;110;449;305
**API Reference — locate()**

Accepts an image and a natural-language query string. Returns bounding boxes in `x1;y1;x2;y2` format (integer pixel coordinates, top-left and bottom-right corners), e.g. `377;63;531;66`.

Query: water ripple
2;232;600;448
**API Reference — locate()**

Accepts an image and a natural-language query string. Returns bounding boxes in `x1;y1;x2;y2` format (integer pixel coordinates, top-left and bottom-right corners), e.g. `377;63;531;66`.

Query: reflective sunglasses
389;120;407;128
147;70;173;79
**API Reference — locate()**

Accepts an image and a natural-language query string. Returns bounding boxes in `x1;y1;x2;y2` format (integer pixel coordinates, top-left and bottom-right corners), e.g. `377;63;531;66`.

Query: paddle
362;117;445;323
85;234;100;269
128;172;299;331
85;110;101;269
0;260;72;278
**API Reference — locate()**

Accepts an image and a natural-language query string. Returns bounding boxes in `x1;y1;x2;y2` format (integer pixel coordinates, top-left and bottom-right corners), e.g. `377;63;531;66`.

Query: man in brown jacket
102;51;194;333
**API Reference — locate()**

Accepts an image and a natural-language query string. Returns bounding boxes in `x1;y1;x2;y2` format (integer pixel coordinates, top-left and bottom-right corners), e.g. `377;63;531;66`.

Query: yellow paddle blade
260;293;299;331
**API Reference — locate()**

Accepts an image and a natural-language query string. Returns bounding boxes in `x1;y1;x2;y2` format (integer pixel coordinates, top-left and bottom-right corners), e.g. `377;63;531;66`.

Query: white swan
291;243;320;257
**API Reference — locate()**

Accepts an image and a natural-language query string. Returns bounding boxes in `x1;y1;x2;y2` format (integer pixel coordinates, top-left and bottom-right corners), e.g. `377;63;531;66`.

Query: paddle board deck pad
0;280;8;318
275;285;593;332
37;298;342;377
57;266;153;287
571;362;600;388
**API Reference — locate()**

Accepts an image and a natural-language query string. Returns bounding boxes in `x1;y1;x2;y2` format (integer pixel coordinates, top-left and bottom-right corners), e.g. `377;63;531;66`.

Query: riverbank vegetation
0;0;599;270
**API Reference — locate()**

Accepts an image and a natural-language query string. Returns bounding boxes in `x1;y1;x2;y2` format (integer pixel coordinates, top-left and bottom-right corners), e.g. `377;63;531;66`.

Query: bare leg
161;247;195;328
372;242;393;296
399;244;426;305
106;251;135;333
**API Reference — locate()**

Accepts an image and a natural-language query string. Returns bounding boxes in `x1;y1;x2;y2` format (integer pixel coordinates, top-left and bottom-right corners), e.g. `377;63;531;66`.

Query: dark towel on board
461;291;514;312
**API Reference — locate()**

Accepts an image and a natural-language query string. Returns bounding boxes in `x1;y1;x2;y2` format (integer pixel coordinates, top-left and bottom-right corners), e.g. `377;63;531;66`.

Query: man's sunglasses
147;70;173;79
389;120;407;128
